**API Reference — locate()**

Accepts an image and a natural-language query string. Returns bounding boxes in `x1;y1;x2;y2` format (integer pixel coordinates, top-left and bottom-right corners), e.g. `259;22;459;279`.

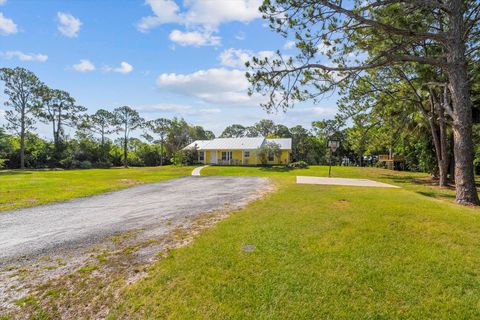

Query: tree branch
318;0;447;43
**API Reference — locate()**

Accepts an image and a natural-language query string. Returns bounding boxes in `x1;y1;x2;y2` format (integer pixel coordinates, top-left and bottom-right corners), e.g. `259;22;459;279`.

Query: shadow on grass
417;191;456;200
380;174;455;188
259;166;294;173
0;170;33;176
380;173;460;201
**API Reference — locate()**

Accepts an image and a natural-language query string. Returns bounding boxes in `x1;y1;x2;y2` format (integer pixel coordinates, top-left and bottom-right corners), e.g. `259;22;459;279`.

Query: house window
199;151;204;161
268;152;275;161
244;151;250;158
221;151;232;161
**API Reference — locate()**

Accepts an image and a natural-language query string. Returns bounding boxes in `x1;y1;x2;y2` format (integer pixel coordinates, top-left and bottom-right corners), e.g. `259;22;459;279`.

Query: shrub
79;160;93;169
287;161;309;169
96;161;112;169
59;158;75;169
172;148;198;166
257;142;281;165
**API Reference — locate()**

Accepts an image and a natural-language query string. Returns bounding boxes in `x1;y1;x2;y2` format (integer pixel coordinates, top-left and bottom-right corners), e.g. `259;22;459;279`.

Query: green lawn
0;166;193;211
110;166;480;319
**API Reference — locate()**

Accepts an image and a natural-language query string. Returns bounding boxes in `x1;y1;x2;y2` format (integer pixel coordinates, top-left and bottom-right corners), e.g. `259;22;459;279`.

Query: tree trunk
123;132;128;168
438;93;449;187
56;111;62;153
428;91;449;187
52;117;56;148
20;118;25;170
449;133;455;183
447;0;479;205
160;139;164;166
427;117;446;186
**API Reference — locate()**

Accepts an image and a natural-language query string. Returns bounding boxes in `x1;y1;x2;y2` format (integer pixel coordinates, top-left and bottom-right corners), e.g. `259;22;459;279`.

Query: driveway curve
0;176;269;263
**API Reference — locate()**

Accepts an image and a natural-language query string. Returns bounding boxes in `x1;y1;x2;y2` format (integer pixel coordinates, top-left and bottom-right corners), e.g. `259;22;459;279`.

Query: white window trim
221;151;232;161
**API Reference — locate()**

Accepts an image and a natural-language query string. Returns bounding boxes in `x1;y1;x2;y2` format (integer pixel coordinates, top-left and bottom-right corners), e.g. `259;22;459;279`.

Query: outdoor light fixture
328;140;340;177
328;140;340;152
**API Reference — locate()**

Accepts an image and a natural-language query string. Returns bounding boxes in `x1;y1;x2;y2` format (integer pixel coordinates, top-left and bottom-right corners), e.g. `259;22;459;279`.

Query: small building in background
378;154;405;170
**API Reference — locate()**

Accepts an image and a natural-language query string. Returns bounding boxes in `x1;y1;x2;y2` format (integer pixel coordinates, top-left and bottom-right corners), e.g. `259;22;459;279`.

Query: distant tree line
0;67;215;169
0;67;342;170
1;67;462;172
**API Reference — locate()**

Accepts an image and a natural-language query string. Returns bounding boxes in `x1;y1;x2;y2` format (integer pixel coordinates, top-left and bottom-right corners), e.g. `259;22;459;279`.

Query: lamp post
328;140;339;177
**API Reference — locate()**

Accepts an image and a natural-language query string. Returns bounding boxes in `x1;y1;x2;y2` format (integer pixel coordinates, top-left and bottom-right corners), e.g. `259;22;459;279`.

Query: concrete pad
296;176;400;188
192;165;209;176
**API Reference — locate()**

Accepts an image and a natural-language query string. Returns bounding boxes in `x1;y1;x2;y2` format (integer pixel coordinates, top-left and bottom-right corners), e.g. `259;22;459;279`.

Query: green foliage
221;120;292;139
0;67;43;168
290;125;326;164
220;124;247;138
256;141;282;165
171;148;199;166
472;124;480;173
113;106;145;167
79;160;93;169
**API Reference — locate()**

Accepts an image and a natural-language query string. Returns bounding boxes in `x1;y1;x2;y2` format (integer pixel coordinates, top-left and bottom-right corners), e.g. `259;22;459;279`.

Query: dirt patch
330;199;350;209
118;179;141;185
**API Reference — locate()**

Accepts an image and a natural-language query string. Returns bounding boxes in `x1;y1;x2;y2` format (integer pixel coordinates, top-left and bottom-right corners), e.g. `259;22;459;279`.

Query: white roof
184;140;211;150
266;138;292;150
184;137;292;150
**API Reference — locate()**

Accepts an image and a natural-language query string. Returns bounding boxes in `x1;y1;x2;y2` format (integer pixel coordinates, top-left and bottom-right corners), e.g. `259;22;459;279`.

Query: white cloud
289;106;337;117
219;48;252;68
235;31;246;40
137;0;181;32
103;61;134;74
0;13;17;35
157;68;247;96
137;104;221;116
199;108;221;114
317;43;329;55
57;12;81;37
138;103;192;113
72;59;95;72
180;0;261;30
218;48;274;69
169;29;220;47
0;0;7;5
1;51;48;62
137;0;261;46
156;68;266;106
138;0;261;31
283;40;296;50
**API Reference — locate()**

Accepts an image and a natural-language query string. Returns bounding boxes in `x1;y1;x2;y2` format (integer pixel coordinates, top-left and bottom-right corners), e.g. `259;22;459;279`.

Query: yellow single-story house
184;137;292;165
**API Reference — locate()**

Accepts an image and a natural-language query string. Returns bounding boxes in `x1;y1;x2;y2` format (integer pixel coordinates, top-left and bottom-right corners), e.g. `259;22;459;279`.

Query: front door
210;151;217;164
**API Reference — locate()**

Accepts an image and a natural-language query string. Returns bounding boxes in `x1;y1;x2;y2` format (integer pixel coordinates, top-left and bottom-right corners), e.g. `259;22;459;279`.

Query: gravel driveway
0;176;269;264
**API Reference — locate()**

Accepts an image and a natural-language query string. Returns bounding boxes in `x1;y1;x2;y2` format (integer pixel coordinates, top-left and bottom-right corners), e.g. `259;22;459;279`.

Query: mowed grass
204;165;458;202
0;166;193;211
110;166;480;319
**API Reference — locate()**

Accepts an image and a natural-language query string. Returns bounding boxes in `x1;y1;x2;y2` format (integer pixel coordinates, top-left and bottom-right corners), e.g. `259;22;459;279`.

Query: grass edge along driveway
0;166;194;211
110;166;480;319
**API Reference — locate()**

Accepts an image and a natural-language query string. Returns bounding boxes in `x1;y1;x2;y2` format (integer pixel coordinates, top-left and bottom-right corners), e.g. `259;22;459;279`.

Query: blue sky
0;0;338;137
